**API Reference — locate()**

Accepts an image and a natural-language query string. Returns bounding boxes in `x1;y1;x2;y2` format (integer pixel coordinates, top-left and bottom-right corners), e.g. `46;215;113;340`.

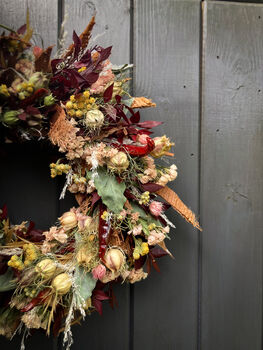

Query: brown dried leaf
156;186;202;231
35;45;53;72
131;97;156;109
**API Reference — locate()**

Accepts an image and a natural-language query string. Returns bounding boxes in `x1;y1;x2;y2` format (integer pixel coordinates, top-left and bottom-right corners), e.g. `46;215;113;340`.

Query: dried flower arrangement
0;14;201;349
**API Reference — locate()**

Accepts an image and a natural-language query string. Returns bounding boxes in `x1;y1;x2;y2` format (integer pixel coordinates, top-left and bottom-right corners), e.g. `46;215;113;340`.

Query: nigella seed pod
52;273;72;295
59;211;77;231
85;109;104;128
2;110;19;125
28;72;48;90
107;151;129;173
44;94;56;106
35;259;57;278
104;248;125;272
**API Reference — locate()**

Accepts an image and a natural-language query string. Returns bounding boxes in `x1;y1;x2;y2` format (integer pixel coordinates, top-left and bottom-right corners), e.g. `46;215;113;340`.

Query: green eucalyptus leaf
94;167;126;213
0;268;16;292
75;266;96;302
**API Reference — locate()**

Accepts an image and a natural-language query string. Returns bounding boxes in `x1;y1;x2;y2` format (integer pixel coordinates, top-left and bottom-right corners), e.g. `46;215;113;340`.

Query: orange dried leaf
156;186;202;231
131;97;156;109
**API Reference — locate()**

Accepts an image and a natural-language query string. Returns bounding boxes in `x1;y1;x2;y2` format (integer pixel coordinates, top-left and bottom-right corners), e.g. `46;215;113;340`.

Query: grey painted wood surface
1;0;263;349
201;2;263;349
133;0;200;349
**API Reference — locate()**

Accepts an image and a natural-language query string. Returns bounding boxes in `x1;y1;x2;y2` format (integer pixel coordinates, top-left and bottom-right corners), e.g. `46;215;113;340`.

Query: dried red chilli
21;289;49;312
111;137;155;156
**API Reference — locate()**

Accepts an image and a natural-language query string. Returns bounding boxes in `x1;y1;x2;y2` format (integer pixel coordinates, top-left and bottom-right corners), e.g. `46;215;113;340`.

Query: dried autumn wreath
0;15;201;349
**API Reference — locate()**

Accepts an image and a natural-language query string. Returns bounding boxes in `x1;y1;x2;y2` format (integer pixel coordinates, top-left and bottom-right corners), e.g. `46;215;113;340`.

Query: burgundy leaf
92;298;103;315
91;191;101;208
130;111;140;124
134;255;147;270
103;83;114;103
72;30;81;58
0;204;8;220
17;24;27;35
93;290;110;301
26;105;40;115
141;183;163;193
150;246;169;258
18;112;27;121
115;95;122;104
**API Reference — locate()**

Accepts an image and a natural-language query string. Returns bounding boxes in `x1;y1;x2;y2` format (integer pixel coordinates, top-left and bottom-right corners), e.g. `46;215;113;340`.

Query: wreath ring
0;16;201;348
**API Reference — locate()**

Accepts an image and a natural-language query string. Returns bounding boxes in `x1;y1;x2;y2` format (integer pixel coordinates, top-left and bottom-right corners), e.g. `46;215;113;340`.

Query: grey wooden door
0;1;262;349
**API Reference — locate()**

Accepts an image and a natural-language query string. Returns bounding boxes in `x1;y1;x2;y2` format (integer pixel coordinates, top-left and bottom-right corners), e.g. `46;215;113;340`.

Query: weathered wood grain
60;1;131;349
63;0;130;65
201;2;263;349
133;1;200;349
0;0;58;50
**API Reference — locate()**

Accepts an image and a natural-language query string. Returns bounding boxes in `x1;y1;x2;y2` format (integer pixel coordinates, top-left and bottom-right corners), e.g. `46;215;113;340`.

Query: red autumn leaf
103;83;114;103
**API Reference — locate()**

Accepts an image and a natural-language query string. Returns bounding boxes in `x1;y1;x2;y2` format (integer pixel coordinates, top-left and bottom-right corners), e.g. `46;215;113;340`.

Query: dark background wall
0;1;262;349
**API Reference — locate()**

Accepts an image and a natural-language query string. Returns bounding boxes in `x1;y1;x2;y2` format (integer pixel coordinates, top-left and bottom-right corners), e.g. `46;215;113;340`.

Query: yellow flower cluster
72;174;86;184
78;66;87;73
24;287;37;298
65;91;97;118
101;211;109;221
8;255;24;270
23;243;38;266
139;191;150;205
0;84;10;97
17;81;35;100
133;239;149;260
50;163;71;178
148;223;156;231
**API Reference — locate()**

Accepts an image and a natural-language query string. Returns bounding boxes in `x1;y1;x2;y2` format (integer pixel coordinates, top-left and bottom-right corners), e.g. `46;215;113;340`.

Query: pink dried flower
137;134;149;145
149;201;163;217
92;264;106;280
128;224;142;236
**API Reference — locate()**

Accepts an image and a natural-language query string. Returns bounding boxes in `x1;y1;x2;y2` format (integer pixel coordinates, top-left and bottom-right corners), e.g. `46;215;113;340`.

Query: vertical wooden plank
0;1;59;349
63;0;130;65
133;1;200;349
61;1;131;349
201;2;263;350
0;0;58;49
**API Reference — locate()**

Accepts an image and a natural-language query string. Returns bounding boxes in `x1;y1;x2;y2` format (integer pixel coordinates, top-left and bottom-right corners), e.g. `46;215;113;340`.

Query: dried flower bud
150;135;174;158
104;248;125;272
149;201;163;217
52;273;72;295
85;109;104;128
2;110;19;125
35;258;56;278
107;151;129;173
28;72;48;90
92;264;106;280
44;94;56;106
59;211;77;230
